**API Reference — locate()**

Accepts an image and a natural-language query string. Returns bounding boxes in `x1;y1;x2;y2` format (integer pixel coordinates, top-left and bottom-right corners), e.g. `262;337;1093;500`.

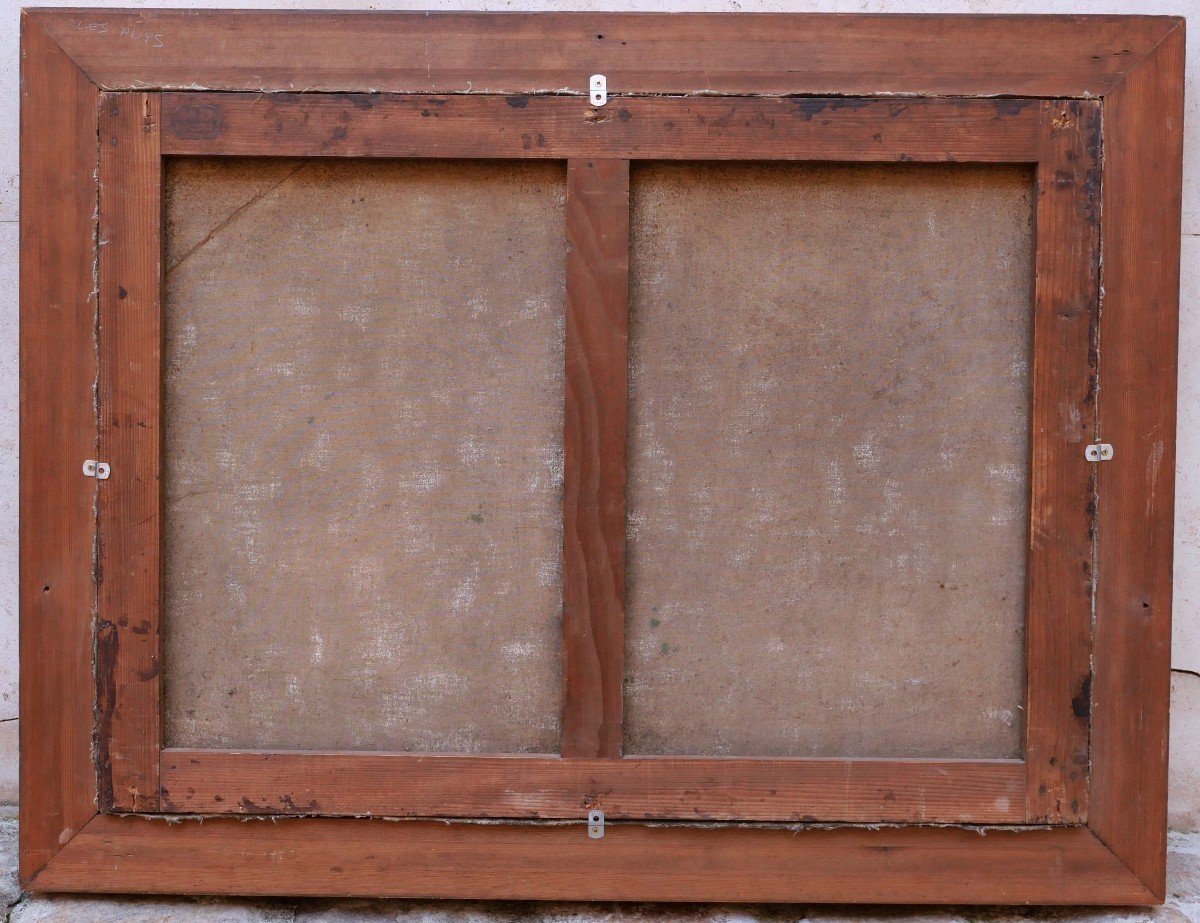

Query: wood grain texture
159;750;1024;823
562;160;628;759
96;92;162;814
1089;23;1185;899
18;13;101;883
19;8;1184;905
1023;100;1101;825
159;93;1044;163
36;10;1178;98
32;813;1156;904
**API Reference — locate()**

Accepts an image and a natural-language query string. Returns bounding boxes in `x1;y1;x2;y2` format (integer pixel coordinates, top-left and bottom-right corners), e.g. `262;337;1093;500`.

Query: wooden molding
19;9;1184;903
32;10;1181;98
32;813;1159;904
18;10;101;884
1088;22;1186;901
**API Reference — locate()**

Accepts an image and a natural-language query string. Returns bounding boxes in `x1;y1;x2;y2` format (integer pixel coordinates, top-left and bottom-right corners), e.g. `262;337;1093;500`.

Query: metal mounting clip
589;74;607;107
1084;443;1114;462
588;809;605;839
83;460;111;480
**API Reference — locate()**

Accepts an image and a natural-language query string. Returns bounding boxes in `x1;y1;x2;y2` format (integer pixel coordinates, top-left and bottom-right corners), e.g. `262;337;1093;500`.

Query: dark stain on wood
168;103;225;141
237;796;281;815
992;98;1034;117
1072;674;1092;720
95;619;119;810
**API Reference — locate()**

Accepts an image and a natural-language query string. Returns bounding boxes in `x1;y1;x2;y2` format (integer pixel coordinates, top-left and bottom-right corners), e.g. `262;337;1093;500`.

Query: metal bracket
588;809;604;839
1084;443;1114;462
82;459;111;480
589;74;607;107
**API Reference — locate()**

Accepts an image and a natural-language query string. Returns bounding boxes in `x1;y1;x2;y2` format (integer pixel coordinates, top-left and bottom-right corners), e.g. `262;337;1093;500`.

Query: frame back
18;9;1184;905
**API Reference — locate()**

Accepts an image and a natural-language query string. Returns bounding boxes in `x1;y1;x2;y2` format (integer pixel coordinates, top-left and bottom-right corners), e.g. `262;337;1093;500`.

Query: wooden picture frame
20;9;1184;904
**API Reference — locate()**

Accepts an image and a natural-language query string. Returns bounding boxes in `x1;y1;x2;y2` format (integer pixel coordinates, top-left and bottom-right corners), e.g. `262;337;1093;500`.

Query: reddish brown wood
96;92;163;814
1089;23;1185;900
562;160;629;759
20;8;1185;906
33;813;1156;904
159;93;1042;163
18;12;101;884
1023;100;1101;825
159;750;1025;823
35;11;1177;99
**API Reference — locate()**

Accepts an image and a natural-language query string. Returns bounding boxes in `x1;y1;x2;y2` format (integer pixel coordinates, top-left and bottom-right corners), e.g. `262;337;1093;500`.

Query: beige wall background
1;0;1196;828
